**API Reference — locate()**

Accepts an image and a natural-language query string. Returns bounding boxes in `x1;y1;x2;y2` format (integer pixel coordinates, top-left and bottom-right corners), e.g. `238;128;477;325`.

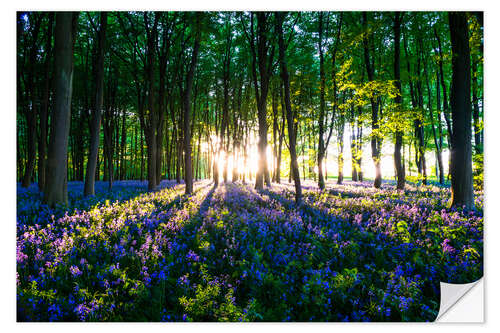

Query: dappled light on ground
17;180;482;322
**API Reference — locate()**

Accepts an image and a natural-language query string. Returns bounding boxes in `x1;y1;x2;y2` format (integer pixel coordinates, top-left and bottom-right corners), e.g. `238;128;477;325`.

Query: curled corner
435;278;484;322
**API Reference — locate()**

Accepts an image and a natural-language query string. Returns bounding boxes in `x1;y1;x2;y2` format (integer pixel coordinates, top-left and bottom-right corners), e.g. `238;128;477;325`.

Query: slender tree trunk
317;12;326;190
183;14;201;194
38;13;54;192
196;124;202;181
362;13;382;188
393;12;405;190
22;14;42;188
140;123;144;181
276;12;301;204
423;41;444;187
356;116;363;181
144;13;158;191
471;56;482;154
350;109;358;181
272;87;278;182
250;13;274;190
43;12;78;206
337;117;345;184
435;73;445;184
276;95;285;184
449;12;474;209
84;12;107;196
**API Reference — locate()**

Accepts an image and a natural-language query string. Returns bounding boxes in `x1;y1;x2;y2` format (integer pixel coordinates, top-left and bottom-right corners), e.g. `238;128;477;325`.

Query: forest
17;11;483;322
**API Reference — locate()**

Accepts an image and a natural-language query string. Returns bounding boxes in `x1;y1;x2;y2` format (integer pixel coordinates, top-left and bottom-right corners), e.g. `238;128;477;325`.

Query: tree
448;12;474;209
84;12;107;196
38;13;54;192
276;12;302;204
182;13;202;195
362;12;382;189
317;12;327;190
393;12;405;190
244;12;274;190
21;13;42;188
43;12;78;206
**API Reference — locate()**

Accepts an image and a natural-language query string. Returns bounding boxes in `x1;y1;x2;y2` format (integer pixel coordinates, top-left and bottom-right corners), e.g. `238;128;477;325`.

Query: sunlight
212;134;278;182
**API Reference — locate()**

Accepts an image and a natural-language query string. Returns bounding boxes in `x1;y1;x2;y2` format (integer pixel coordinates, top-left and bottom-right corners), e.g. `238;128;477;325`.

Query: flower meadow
16;179;483;322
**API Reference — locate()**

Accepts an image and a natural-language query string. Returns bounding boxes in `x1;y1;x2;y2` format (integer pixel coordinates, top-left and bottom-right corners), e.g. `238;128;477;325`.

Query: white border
2;1;498;332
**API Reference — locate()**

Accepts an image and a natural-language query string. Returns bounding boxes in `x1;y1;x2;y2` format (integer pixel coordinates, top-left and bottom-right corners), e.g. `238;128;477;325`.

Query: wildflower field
16;180;483;322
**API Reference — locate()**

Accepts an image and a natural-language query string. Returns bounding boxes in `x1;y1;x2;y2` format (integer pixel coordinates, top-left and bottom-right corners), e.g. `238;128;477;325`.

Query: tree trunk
317;12;326;190
140;123;144;181
183;14;201;195
144;12;158;191
337;117;345;184
38;12;54;192
22;14;42;188
250;13;274;190
350;109;358;181
449;12;474;209
84;12;107;196
276;12;301;204
362;12;382;189
435;73;445;184
471;56;482;154
423;39;444;187
43;12;78;206
393;12;405;190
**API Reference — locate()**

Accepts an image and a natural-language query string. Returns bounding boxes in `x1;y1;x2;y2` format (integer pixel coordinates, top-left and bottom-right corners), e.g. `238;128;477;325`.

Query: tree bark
448;12;474;209
248;12;274;190
393;12;405;190
22;14;42;188
38;13;54;192
143;12;158;191
317;12;326;190
435;72;445;184
43;12;78;206
84;12;107;196
182;13;202;195
362;12;382;188
471;56;482;154
276;12;302;204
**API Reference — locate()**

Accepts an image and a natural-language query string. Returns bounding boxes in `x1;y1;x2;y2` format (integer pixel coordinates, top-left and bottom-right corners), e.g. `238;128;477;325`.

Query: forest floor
16;179;483;322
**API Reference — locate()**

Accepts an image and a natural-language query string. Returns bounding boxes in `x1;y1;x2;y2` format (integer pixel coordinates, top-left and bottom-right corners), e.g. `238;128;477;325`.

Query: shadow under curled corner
435;278;484;322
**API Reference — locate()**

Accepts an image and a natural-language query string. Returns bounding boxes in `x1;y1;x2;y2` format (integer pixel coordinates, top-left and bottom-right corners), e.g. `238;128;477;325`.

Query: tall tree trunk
435;72;445;184
120;108;127;180
415;42;427;185
249;13;274;190
38;13;54;192
183;14;201;195
317;12;326;190
276;91;285;184
435;27;453;144
144;13;158;191
84;12;107;196
176;135;182;184
196;123;202;181
272;87;278;182
276;12;301;204
350;107;358;181
393;12;405;190
422;40;444;186
337;116;345;184
140;123;144;181
22;14;42;188
362;12;382;189
449;12;474;209
43;12;78;206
